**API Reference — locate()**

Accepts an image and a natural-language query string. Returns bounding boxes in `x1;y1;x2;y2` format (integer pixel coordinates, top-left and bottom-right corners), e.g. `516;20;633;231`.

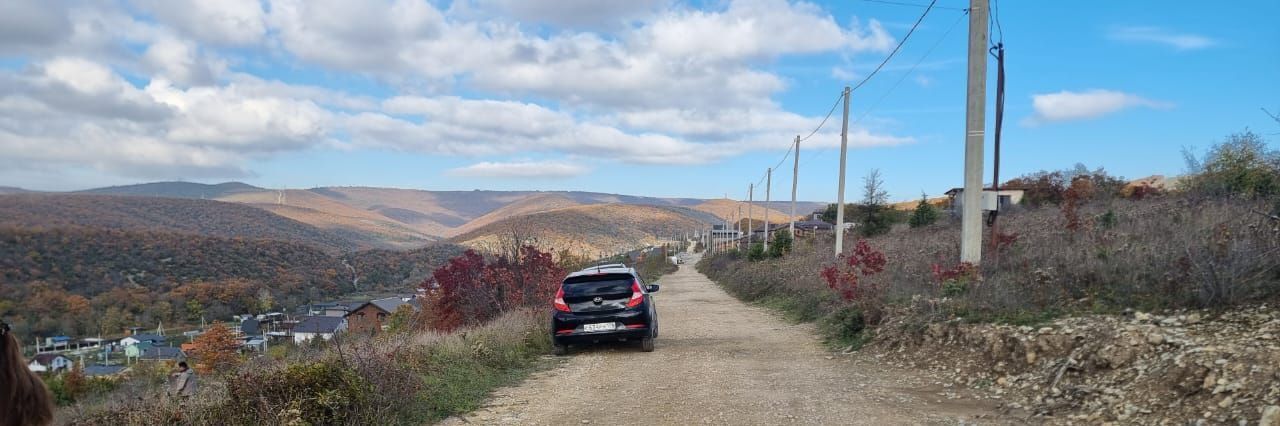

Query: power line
846;0;938;94
800;8;965;168
799;92;845;142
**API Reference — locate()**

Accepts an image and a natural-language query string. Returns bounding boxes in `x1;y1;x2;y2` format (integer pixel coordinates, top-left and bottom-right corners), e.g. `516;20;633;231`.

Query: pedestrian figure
168;361;197;400
1;320;55;426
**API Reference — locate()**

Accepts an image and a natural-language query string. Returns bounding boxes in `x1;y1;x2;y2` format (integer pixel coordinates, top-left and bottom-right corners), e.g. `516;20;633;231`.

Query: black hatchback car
551;265;659;355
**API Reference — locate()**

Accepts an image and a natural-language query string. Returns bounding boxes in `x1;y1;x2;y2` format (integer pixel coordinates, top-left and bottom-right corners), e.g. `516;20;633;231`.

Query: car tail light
626;280;644;308
554;287;570;312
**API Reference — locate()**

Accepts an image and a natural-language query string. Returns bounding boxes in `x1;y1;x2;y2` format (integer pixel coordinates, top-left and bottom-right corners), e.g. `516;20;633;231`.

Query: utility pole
961;0;989;265
790;134;799;237
747;184;754;244
764;167;772;253
835;86;851;256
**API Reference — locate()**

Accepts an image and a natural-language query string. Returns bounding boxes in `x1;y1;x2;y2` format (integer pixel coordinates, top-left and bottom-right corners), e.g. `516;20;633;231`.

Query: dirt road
443;254;1002;425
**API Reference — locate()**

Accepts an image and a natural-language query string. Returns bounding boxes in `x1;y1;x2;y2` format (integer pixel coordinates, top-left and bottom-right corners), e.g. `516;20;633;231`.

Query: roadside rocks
867;304;1280;425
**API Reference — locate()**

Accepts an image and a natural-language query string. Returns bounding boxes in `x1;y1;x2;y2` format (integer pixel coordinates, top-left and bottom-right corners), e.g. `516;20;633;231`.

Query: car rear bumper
553;327;650;345
551;308;652;344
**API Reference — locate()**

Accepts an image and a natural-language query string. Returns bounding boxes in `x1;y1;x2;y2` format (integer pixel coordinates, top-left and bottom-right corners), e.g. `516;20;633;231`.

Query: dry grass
701;194;1280;335
58;310;552;425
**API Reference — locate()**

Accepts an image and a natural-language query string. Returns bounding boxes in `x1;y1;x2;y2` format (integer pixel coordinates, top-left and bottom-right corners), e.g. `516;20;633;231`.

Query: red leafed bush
931;262;978;284
820;240;887;319
422;246;565;331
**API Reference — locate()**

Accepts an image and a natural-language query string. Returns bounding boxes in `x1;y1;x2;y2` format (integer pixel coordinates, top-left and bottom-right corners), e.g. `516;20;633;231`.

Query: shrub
819;240;887;322
746;242;767;261
908;195;939;228
768;229;793;258
225;361;371;425
1182;130;1280;199
817;305;868;349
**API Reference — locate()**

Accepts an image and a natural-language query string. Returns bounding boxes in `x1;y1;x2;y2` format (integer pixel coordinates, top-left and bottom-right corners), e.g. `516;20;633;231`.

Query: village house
139;346;185;364
345;296;417;334
292;316;347;344
944;187;1026;212
119;333;166;347
28;353;72;373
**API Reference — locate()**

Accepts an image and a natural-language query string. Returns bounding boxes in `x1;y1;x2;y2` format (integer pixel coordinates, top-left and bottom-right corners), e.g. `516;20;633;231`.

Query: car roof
565;266;636;279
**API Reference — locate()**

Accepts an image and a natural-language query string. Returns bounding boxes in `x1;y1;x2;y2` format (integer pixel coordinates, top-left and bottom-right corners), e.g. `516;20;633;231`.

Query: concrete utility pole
835;86;851;256
747;184;754;244
961;0;989;265
790;134;800;237
763;167;772;253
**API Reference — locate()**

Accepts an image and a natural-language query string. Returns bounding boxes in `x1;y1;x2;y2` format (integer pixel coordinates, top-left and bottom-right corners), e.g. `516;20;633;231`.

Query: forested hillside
0;194;358;253
0;225;462;338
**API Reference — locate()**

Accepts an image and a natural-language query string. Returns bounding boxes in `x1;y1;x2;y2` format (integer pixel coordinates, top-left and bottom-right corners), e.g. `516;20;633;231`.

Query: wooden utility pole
790;135;799;237
763;167;771;253
961;0;989;264
835;86;851;256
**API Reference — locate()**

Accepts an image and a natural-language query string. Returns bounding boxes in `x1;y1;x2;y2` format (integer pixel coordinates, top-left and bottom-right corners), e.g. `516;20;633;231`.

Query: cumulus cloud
134;0;267;45
447;160;590;178
0;0;918;183
0;57;332;178
455;0;668;29
1108;26;1215;50
1025;89;1172;125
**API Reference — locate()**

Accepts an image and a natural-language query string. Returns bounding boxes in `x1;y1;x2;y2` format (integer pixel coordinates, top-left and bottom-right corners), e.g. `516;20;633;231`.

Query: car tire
640;337;655;352
553;344;569;356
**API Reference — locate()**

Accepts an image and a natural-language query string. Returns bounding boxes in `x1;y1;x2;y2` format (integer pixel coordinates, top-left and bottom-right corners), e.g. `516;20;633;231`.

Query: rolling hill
0;194;358;253
451;203;714;257
81;181;265;199
67;181;830;249
0;224;462;337
692;199;808;223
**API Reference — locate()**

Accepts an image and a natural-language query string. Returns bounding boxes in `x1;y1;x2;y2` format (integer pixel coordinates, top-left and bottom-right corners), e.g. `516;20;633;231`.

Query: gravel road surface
442;254;1003;425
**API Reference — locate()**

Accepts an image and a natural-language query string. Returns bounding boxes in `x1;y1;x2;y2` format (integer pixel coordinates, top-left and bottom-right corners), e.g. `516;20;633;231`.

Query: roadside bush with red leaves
422;246;564;331
820;240;887;321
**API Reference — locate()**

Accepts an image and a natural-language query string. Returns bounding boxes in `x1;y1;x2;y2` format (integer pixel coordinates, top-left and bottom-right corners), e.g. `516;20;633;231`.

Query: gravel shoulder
442;254;1003;425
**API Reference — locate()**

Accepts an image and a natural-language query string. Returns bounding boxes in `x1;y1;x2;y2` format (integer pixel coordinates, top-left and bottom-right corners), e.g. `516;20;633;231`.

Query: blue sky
0;0;1276;203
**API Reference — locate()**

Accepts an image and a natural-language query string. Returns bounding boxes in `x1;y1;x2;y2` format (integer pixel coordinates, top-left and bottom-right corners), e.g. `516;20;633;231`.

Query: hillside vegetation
0;194;358;253
0;225;462;338
453;204;711;256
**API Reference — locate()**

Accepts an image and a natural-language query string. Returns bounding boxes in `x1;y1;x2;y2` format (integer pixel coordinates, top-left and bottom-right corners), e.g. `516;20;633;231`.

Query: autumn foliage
188;323;241;374
421;246;564;331
820;240;887;319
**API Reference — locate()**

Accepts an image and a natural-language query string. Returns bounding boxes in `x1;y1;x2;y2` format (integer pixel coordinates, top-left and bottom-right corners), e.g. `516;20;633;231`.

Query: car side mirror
645;284;660;293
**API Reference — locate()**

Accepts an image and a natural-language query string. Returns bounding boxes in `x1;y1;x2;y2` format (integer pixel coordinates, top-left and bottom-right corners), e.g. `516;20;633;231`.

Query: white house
292;316;347;344
28;354;73;373
119;334;166;347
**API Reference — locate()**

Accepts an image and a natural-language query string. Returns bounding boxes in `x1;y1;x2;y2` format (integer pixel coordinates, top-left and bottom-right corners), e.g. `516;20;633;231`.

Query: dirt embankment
868;303;1280;425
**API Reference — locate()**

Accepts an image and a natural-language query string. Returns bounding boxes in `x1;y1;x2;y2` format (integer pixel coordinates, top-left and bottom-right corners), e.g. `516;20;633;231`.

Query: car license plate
584;323;615;332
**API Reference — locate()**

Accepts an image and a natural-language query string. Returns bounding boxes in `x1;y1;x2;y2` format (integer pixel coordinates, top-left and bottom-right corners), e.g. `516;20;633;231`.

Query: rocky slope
864;302;1280;425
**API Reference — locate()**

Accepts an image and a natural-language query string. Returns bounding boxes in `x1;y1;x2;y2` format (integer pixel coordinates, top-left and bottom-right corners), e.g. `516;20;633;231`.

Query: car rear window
562;273;634;297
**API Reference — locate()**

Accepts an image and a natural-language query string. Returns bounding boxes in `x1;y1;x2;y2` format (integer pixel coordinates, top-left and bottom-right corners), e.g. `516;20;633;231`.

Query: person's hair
178;361;189;369
1;321;54;426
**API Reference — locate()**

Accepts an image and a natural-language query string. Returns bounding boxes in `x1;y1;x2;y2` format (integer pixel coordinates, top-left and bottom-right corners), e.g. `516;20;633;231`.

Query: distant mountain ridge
0;193;358;253
40;181;827;250
80;181;264;199
451;203;714;257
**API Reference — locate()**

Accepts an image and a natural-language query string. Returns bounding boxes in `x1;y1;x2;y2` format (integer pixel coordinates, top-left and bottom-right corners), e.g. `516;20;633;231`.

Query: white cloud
143;36;222;86
134;0;267;45
1108;26;1215;50
447;160;590;178
1026;89;1172;125
454;0;668;30
0;58;333;178
0;1;920;183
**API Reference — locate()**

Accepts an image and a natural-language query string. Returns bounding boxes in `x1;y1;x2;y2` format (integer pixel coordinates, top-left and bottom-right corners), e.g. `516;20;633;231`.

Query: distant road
442;254;1004;425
